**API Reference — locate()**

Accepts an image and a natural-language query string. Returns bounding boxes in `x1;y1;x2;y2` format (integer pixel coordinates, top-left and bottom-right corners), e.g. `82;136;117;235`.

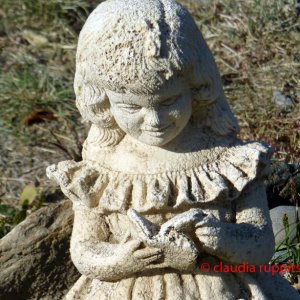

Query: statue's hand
113;240;163;275
195;212;224;254
143;230;199;272
159;208;207;235
127;208;199;272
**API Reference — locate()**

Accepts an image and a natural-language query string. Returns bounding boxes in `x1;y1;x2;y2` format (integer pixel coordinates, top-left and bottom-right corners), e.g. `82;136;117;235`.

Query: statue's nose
144;109;161;128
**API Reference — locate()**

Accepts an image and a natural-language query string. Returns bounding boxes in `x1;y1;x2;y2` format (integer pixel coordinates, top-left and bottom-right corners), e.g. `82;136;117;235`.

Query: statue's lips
142;124;171;136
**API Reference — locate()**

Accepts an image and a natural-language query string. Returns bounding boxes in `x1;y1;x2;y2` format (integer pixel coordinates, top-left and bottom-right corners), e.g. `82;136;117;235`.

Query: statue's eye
161;96;178;107
118;104;141;113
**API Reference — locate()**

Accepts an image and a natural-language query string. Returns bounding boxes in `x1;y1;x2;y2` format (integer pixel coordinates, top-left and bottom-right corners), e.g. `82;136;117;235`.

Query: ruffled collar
47;141;272;214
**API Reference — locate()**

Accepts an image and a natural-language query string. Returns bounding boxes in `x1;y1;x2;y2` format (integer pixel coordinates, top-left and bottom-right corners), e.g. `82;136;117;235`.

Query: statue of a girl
47;0;299;299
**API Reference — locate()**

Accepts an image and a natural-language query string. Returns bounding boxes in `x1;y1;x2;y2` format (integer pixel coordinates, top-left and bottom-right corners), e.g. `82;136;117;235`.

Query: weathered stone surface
0;200;79;300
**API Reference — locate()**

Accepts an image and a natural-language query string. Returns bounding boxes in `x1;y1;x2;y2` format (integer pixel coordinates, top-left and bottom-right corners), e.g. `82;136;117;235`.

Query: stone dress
47;133;300;300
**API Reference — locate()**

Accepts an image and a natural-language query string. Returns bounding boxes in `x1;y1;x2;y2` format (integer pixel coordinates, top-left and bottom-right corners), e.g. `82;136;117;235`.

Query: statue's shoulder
224;140;273;179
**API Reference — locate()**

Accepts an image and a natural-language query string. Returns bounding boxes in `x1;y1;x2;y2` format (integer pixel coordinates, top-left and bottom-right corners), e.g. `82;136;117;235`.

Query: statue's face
107;78;192;146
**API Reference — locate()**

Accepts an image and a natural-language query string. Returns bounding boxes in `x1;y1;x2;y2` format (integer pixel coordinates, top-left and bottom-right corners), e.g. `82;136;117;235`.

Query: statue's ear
190;81;219;106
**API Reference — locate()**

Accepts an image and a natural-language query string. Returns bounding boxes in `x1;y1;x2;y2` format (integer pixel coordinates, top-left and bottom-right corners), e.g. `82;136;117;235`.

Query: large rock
0;200;79;300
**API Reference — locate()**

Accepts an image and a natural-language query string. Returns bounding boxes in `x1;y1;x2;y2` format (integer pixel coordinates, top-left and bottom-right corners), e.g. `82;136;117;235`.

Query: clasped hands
115;208;222;274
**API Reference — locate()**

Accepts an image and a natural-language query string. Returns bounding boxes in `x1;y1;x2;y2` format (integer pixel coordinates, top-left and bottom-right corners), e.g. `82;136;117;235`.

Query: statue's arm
70;205;162;282
47;163;162;281
196;180;275;265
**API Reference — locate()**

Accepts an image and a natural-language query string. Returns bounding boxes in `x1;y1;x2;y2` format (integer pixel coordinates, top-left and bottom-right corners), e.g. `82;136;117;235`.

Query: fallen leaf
20;184;39;206
22;109;56;126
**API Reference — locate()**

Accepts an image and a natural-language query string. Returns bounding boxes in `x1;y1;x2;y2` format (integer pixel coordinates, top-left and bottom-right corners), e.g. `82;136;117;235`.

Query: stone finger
133;248;162;259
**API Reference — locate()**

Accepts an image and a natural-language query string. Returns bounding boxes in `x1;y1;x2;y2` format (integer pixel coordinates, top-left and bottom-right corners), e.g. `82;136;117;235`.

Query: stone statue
47;0;300;299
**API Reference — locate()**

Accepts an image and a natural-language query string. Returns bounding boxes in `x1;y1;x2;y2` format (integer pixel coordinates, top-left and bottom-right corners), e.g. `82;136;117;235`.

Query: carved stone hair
74;0;239;147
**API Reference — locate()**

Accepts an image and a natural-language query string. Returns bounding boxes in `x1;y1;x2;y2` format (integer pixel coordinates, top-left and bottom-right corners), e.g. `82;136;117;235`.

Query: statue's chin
133;136;172;147
130;132;181;147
